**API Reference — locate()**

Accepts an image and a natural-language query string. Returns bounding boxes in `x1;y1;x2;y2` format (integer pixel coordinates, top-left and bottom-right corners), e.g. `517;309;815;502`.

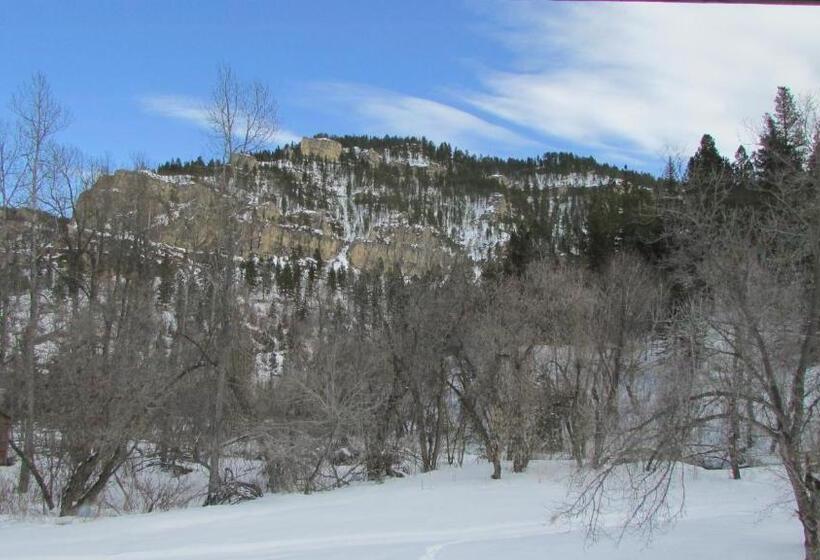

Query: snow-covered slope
0;460;801;559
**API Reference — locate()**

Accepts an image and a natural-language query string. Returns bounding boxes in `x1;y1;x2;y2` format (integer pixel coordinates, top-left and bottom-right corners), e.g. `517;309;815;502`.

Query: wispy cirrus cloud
140;95;210;127
138;5;820;168
306;83;535;154
464;2;820;165
138;94;300;146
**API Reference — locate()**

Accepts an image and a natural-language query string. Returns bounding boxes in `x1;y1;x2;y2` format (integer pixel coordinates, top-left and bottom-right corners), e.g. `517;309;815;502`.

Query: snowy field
0;459;803;560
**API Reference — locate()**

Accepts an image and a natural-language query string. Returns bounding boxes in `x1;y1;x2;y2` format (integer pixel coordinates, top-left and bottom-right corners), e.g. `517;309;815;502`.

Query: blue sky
2;1;819;173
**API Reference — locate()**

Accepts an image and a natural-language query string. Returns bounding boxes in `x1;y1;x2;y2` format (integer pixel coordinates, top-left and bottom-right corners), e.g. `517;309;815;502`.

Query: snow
530;171;619;190
139;170;195;186
0;460;803;559
254;350;280;383
453;195;508;260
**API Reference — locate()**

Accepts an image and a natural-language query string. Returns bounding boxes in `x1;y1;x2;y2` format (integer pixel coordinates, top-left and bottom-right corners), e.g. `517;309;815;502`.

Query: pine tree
732;145;754;187
809;130;820;177
242;257;258;287
157;253;176;306
756;87;808;190
503;227;532;277
661;156;679;193
686;134;731;184
277;263;293;295
312;247;324;275
584;188;620;270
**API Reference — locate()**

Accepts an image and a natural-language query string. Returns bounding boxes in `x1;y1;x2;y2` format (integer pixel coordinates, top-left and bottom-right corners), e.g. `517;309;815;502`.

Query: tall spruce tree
756;86;809;190
686;134;731;185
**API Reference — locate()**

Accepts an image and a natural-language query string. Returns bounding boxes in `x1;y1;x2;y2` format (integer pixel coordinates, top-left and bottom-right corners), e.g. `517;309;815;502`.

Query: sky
1;1;819;174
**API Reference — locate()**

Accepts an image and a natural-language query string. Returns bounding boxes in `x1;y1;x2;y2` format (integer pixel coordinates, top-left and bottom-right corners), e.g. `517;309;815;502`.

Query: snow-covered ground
0;459;803;560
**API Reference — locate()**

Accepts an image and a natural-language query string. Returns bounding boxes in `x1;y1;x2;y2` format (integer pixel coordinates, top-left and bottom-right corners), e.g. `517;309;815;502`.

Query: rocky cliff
76;136;657;275
299;137;343;162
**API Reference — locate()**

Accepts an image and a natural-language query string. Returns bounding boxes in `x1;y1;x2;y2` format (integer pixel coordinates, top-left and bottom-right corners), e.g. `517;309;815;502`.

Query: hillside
73;135;659;277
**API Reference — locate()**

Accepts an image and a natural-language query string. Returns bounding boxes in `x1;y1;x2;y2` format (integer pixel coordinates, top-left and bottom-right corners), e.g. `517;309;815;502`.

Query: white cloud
271;128;301;146
140;95;211;128
309;83;534;153
466;2;820;164
138;6;819;167
139;94;299;146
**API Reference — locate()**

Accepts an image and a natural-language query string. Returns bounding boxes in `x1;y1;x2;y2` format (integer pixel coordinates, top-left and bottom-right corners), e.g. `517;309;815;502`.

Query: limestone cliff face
230;153;259;171
75;163;474;275
77;170;219;246
348;226;453;275
299;137;343;162
254;221;343;262
77;170;347;261
74;137;643;274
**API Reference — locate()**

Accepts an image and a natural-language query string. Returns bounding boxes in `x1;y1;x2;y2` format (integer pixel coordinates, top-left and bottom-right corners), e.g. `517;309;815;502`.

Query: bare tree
566;90;820;560
42;146;109;316
381;274;461;473
207;64;277;165
202;64;277;504
10;73;69;493
129;151;150;172
447;274;538;479
0;121;22;369
586;254;663;468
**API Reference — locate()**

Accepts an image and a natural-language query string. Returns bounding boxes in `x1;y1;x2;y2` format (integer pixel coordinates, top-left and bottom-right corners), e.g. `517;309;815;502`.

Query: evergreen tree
242;257;258;288
312;247;324;275
584;188;620;270
157;253;176;306
686;134;731;185
732;145;754;187
277;263;293;295
661;156;679;193
503;225;535;277
809;130;820;177
756;86;809;190
260;259;273;296
327;267;337;292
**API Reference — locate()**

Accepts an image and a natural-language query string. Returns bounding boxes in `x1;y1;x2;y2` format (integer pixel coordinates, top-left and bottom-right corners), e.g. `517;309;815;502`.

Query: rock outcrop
230;153;258;171
300;137;343;162
75;166;466;275
360;148;382;166
348;226;453;275
77;170;347;261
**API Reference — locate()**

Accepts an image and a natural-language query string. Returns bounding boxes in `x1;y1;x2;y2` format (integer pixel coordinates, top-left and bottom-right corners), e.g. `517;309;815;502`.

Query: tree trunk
60;445;126;517
564;417;585;468
796;481;820;560
367;389;400;480
19;213;40;494
0;294;9;365
745;398;756;450
206;365;227;502
591;390;605;469
8;439;53;510
488;441;502;480
804;525;820;560
727;395;741;480
511;433;530;473
778;438;820;560
205;252;232;505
